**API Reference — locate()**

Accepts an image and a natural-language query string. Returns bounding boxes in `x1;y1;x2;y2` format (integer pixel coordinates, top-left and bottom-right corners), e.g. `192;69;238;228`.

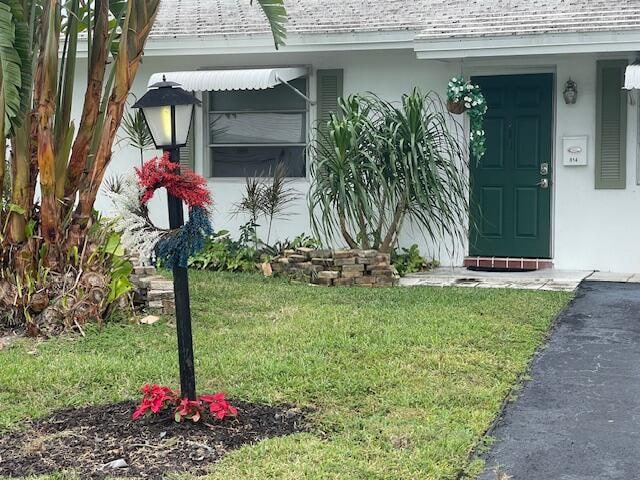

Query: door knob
537;178;549;189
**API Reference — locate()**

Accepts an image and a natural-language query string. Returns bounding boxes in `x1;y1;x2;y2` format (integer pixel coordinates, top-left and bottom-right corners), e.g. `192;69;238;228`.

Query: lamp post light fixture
133;76;202;400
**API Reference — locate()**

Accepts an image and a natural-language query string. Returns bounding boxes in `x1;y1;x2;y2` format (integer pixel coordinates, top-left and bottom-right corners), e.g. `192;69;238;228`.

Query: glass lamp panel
172;104;195;146
143;106;172;147
143;104;194;148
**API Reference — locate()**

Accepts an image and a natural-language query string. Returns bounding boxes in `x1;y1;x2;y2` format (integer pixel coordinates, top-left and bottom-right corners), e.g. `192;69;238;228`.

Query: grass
0;272;570;479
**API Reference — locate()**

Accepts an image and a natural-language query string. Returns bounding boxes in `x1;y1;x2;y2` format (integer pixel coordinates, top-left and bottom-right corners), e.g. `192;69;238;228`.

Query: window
208;78;308;178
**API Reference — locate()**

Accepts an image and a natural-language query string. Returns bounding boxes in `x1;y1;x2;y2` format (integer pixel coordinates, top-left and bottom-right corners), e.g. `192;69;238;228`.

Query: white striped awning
147;67;307;92
624;63;640;90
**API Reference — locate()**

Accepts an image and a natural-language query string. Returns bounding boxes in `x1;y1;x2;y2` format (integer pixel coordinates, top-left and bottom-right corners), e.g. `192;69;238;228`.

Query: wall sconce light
563;78;578;105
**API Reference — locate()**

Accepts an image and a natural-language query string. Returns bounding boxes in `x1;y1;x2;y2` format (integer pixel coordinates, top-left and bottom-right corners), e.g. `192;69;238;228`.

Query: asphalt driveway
478;281;640;480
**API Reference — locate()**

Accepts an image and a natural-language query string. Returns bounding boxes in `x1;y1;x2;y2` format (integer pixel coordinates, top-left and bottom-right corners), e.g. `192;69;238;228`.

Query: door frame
463;65;557;259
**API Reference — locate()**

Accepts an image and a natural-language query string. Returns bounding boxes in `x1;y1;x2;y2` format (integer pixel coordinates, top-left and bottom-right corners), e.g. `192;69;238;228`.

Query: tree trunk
74;101;124;226
73;0;160;231
357;209;370;249
372;190;388;250
0;139;4;201
8;126;31;243
380;199;407;253
338;211;359;249
54;0;79;201
36;0;60;258
63;0;109;206
0;85;5;198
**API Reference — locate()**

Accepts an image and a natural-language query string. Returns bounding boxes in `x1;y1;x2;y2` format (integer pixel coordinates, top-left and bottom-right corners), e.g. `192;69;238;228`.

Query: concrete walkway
400;267;591;291
478;281;640;480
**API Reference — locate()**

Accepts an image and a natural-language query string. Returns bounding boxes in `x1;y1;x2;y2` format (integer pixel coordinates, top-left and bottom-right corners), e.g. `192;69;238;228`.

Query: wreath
129;153;213;268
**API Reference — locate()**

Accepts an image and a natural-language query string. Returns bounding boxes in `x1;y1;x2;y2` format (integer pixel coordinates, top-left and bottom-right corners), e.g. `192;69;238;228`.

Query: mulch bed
0;400;309;479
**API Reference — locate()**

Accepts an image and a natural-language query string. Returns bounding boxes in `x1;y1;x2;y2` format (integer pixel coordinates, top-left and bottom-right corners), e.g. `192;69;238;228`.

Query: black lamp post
133;77;202;400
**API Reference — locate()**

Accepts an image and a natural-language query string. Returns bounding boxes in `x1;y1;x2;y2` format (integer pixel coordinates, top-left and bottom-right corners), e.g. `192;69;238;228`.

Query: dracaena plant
233;162;300;249
0;0;288;332
119;108;154;167
309;89;469;254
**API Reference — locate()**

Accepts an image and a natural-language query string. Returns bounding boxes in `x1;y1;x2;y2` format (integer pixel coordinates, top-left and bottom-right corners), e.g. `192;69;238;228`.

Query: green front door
469;73;553;258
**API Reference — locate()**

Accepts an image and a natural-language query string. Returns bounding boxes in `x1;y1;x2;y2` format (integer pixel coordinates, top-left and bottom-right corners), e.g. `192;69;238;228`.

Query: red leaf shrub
174;398;204;423
132;384;237;423
132;384;177;420
200;393;238;420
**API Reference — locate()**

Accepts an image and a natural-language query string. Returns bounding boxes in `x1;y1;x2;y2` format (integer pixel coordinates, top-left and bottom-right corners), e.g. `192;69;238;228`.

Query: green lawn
0;272;570;479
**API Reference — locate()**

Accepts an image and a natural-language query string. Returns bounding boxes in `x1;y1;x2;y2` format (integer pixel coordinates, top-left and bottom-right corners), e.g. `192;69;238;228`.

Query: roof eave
414;30;640;59
76;31;417;57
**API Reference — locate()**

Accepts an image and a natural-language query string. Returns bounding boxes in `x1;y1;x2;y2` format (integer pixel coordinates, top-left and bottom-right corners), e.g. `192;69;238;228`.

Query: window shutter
316;69;344;137
596;60;628;189
180;110;196;171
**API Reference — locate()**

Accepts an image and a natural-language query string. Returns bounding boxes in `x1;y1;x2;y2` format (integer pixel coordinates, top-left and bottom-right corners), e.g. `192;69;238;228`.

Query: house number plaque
562;136;588;166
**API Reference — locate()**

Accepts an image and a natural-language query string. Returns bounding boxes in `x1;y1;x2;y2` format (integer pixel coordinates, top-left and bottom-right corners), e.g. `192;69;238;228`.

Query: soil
0;400;309;479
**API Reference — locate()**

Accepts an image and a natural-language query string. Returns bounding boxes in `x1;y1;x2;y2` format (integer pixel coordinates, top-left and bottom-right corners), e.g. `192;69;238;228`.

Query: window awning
624;63;640;90
147;67;308;92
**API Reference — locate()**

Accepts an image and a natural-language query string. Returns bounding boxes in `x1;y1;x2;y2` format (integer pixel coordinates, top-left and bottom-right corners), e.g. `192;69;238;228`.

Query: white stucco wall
91;47;640;272
92;50;462;265
552;54;640;272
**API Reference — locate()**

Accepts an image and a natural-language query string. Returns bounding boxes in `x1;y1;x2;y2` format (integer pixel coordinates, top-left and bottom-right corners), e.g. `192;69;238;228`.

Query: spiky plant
233;163;300;249
309;89;469;254
119;109;153;167
260;162;300;245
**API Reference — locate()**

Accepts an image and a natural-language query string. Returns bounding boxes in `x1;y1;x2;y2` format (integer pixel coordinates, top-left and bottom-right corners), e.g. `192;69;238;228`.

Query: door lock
537;178;549;189
540;163;549;175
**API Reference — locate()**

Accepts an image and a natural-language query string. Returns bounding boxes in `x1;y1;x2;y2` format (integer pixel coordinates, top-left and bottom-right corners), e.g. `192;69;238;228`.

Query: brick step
464;256;553;271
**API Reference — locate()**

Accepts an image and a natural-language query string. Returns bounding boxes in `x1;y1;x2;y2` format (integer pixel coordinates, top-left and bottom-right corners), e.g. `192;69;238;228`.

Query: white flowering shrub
105;176;163;265
446;77;487;160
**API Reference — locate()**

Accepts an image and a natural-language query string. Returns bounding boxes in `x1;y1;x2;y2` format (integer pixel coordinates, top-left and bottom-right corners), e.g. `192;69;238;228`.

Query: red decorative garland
135;152;211;209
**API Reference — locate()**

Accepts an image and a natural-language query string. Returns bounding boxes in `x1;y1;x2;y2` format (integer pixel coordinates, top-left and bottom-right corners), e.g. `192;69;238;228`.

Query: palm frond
251;0;287;49
0;0;31;135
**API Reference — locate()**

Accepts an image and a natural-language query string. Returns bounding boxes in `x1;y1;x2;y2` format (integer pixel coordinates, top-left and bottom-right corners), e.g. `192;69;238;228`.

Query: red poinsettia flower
174;398;204;423
132;399;152;420
132;384;177;420
199;392;238;420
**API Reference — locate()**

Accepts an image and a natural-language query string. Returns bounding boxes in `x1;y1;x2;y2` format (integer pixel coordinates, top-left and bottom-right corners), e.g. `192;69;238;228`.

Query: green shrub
188;231;257;272
392;244;439;276
188;230;321;273
263;233;321;257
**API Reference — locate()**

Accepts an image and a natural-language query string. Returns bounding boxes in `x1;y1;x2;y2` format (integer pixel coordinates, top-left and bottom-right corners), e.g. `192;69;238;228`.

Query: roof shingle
150;0;640;40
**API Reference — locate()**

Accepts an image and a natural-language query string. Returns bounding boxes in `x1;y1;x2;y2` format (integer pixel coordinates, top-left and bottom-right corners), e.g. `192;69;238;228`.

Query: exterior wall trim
76;32;417;57
415;30;640;59
75;29;640;61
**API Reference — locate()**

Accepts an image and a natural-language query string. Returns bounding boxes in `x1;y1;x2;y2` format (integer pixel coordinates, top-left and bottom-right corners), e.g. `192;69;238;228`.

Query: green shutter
596;60;628;189
316;69;344;136
180;109;196;171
